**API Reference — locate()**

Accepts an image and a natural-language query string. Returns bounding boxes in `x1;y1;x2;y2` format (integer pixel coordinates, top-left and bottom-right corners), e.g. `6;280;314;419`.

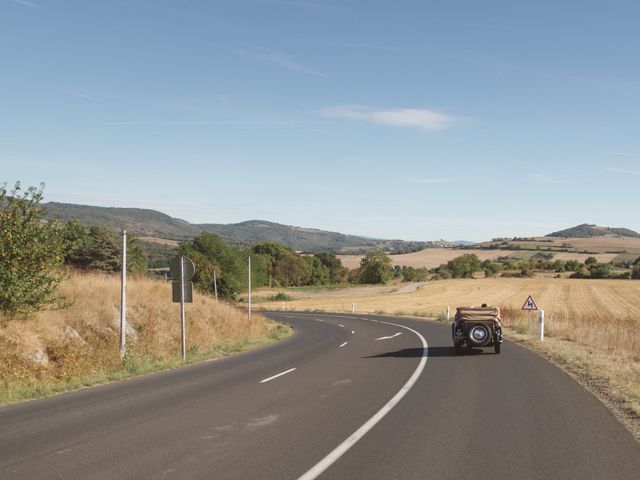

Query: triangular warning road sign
522;295;538;311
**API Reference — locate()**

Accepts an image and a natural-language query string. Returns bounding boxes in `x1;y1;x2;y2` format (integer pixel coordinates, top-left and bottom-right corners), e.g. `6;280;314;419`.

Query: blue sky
2;0;639;241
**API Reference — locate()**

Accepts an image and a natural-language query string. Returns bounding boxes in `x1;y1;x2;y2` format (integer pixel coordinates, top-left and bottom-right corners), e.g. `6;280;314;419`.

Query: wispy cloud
9;0;37;7
105;119;319;127
407;177;451;184
527;173;566;184
604;151;638;158
319;105;461;132
604;166;640;176
237;46;327;78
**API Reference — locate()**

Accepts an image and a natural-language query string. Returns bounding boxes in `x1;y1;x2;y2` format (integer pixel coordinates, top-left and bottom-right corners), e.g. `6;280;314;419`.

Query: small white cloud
319;105;460;132
9;0;37;7
604;166;640;175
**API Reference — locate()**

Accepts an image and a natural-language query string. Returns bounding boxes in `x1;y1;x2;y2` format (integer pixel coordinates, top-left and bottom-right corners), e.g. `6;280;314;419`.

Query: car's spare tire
468;324;492;347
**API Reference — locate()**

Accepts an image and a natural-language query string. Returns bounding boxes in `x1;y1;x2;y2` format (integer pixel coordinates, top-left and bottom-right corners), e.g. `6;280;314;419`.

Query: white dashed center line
339;342;348;348
260;368;297;384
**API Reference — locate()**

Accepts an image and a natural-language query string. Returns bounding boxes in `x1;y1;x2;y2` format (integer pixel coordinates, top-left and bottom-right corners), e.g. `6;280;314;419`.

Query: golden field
0;272;288;405
338;247;620;270
274;278;639;354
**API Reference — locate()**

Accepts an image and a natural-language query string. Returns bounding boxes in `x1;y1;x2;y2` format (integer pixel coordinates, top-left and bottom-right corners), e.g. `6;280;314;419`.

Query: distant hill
547;224;640;238
43;202;427;254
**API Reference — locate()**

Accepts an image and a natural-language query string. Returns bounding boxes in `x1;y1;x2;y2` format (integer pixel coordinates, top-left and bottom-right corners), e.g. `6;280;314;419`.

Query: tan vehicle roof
455;306;501;322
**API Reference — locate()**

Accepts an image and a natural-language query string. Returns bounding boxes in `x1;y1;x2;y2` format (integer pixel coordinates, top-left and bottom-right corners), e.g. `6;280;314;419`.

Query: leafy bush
0;182;66;316
268;292;292;301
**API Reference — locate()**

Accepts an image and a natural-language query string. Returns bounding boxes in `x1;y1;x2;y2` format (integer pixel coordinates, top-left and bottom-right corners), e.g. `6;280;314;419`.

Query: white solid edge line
339;341;348;348
296;320;428;480
260;367;297;384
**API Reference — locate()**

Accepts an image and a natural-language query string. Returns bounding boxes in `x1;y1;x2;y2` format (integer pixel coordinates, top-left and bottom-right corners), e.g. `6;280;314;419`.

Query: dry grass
268;277;640;426
279;278;640;353
0;272;289;405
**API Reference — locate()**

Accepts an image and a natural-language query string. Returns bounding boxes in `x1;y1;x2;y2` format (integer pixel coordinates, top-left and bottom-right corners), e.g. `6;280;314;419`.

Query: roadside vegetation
0;182;290;405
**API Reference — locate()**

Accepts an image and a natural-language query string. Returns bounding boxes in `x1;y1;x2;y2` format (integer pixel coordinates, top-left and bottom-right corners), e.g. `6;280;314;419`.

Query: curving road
0;313;638;479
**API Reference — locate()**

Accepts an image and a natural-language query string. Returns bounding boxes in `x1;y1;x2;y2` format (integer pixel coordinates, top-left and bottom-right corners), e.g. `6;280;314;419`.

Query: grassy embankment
0;272;291;406
255;277;640;437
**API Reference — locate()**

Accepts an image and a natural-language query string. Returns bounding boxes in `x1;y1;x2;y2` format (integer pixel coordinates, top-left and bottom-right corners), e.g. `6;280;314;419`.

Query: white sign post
522;295;538;332
248;256;252;321
119;230;127;360
538;309;545;341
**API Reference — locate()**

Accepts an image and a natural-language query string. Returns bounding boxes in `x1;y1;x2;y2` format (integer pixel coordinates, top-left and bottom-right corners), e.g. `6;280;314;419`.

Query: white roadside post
213;270;218;301
352;302;355;313
248;256;252;321
446;306;450;321
180;257;186;361
119;230;127;360
539;309;545;341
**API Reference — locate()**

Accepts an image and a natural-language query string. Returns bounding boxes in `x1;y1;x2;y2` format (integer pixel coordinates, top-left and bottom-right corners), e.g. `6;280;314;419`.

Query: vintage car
452;306;503;354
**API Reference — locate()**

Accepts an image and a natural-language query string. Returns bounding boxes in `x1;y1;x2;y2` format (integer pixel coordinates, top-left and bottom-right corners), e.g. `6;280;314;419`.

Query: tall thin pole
248;256;252;321
213;270;218;301
180;256;186;361
119;230;127;360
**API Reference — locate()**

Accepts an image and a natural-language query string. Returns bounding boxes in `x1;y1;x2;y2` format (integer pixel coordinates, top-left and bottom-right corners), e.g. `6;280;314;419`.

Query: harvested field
276;278;640;356
338;248;512;269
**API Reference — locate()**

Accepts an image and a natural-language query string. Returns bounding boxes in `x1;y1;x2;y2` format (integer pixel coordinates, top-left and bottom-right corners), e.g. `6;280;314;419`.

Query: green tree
585;256;598;266
0;182;65;316
632;264;640;279
304;255;330;285
446;254;482;278
273;251;311;286
314;253;347;284
359;252;393;284
253;242;290;287
180;233;267;298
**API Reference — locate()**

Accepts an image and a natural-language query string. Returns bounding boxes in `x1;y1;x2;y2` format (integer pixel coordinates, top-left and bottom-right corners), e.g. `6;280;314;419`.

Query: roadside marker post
119;230;127;361
352;303;355;313
446;306;450;321
539;309;545;341
170;256;195;361
213;270;218;301
248;256;252;321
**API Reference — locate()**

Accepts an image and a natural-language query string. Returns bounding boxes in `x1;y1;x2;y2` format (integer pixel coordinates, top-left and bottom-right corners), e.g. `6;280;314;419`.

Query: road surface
1;312;638;479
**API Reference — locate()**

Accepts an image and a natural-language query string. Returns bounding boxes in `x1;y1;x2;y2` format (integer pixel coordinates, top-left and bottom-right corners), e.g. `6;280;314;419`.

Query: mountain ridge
43;202;426;253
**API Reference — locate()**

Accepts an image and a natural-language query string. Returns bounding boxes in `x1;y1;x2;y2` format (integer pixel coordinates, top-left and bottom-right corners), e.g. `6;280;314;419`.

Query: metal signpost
522;294;538;332
170;256;195;360
119;230;127;360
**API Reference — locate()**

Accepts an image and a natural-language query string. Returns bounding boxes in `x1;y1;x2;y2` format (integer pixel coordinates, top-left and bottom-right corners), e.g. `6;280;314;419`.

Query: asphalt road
1;313;638;479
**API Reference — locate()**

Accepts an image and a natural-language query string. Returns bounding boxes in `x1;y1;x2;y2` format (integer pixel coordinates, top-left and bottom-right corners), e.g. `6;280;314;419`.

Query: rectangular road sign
172;281;193;303
522;295;538;311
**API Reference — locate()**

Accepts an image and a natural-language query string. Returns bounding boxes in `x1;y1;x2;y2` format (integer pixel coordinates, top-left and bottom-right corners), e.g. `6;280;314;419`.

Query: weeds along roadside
0;271;292;407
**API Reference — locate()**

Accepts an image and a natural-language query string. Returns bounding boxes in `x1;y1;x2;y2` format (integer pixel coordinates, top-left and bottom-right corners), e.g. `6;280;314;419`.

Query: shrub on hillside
0;182;66;316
